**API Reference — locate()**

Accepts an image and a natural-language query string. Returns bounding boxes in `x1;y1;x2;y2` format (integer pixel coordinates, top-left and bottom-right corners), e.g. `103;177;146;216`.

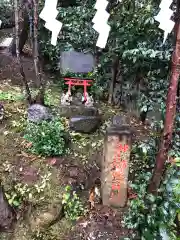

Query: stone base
58;105;99;118
69;115;101;133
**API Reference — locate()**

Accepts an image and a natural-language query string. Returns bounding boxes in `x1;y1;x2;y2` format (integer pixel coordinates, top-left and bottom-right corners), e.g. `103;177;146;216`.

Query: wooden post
101;115;132;208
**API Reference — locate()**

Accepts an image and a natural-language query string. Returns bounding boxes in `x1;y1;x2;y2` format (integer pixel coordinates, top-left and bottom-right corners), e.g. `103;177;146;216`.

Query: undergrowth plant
62;185;85;221
0;90;24;101
3;166;52;207
24;118;67;157
123;138;180;240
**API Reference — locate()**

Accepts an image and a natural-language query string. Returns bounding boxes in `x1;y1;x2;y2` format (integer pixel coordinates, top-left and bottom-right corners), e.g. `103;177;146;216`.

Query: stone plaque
60;50;95;73
101;116;132;208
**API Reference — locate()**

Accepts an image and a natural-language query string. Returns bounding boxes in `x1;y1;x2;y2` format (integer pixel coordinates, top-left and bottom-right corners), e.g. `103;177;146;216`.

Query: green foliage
24;119;67;157
5;191;22;207
37;0;173;106
62;185;85;221
10;116;27;132
0;0;14;28
3;163;53;206
38;0;96;71
123;139;179;240
0;90;24;101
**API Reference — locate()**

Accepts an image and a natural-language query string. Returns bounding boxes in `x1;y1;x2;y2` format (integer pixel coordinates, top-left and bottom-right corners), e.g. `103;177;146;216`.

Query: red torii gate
64;78;93;101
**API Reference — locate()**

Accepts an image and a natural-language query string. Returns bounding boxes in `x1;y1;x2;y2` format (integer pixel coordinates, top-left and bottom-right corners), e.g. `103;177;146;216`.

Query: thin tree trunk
108;56;119;104
148;16;180;194
33;0;45;104
14;0;32;103
10;0;29;55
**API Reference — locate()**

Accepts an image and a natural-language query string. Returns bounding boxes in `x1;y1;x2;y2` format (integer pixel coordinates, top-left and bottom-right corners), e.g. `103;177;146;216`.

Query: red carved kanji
118;144;129;152
111;158;127;170
109;184;121;199
112;170;124;180
120;159;128;169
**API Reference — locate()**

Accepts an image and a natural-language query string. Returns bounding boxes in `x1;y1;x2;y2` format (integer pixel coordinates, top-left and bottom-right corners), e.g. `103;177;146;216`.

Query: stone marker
60;50;95;73
27;104;53;123
69;115;101;133
101;115;132;208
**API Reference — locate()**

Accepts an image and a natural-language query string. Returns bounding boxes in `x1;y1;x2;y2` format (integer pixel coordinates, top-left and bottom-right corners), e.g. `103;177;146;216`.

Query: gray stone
58;105;99;118
0;103;4;121
27;104;53;123
112;115;130;126
60;50;95;73
69;115;101;133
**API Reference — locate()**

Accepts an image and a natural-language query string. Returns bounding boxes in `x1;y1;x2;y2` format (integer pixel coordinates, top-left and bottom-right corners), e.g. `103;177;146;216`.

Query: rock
27;104;53;123
29;203;63;232
112;115;130;126
0;185;16;232
69;115;101;133
58;105;99;118
0;103;4;121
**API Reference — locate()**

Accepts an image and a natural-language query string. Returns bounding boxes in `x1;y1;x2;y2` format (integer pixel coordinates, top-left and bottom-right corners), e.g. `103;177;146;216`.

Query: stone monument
60;50;95;74
101;115;132;208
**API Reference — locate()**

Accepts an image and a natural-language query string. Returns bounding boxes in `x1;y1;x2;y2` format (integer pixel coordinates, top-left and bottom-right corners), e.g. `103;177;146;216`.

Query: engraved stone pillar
101;115;132;208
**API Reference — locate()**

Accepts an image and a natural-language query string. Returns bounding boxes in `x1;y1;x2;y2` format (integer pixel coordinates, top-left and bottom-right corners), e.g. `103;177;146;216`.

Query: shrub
62;185;85;221
0;0;14;28
24;119;67;157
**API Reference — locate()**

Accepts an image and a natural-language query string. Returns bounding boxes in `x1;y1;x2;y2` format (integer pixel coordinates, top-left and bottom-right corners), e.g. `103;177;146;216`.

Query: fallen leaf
49;158;57;165
20;151;30;158
25;142;33;148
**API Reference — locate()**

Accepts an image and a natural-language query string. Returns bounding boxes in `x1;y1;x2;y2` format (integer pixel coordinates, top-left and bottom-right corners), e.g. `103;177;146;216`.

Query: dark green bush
0;0;14;28
24;119;67;157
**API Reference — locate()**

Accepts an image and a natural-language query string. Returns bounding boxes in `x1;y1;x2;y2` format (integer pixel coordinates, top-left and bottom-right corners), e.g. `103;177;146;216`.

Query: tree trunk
14;0;32;103
148;17;180;194
33;0;45;105
108;56;119;104
10;1;29;55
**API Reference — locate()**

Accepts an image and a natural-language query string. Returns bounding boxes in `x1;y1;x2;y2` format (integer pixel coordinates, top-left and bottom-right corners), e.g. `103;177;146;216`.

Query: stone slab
69;115;101;133
60;50;95;73
58;105;99;118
